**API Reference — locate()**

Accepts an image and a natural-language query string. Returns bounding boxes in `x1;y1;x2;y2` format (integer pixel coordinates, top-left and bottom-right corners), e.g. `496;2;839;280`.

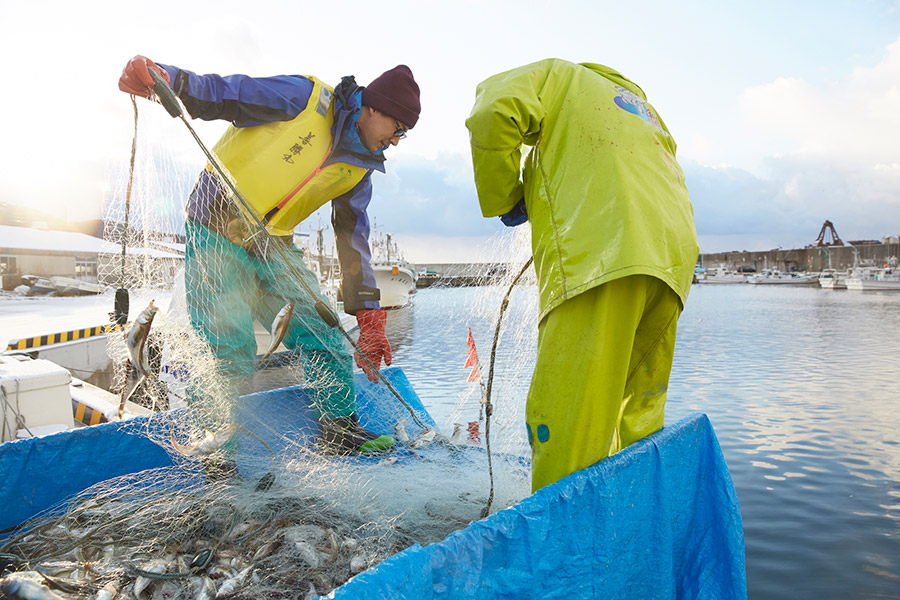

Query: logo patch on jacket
315;87;332;117
613;86;666;135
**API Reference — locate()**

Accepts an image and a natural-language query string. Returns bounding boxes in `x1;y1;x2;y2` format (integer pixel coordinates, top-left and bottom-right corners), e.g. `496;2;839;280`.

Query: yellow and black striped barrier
5;323;128;352
72;399;109;426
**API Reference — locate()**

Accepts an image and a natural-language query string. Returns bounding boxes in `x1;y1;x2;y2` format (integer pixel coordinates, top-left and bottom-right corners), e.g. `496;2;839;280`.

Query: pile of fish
0;489;422;600
0;419;485;600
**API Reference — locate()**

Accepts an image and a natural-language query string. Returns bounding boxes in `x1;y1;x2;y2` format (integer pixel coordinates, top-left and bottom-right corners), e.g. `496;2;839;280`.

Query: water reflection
394;284;900;599
668;285;900;599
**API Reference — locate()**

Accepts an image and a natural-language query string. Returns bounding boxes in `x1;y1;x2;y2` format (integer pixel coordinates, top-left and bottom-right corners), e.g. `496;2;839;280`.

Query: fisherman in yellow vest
119;56;421;465
466;59;699;492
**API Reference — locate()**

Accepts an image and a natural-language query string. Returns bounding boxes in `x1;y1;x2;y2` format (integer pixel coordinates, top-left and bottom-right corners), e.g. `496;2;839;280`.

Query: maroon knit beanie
361;65;421;128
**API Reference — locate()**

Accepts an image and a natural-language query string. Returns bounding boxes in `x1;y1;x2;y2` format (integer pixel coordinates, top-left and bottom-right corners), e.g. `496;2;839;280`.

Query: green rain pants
527;275;683;492
184;220;356;423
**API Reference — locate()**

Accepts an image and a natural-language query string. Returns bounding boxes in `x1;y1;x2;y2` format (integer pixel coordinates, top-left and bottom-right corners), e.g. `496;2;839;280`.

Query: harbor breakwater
700;240;900;272
416;240;900;288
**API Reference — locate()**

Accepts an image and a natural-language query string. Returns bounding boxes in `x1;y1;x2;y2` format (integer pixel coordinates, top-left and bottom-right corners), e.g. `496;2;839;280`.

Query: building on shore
699;236;900;273
0;225;184;291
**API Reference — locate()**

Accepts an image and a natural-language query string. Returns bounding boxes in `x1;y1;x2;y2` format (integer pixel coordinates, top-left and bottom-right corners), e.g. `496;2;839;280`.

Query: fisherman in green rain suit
466;59;699;492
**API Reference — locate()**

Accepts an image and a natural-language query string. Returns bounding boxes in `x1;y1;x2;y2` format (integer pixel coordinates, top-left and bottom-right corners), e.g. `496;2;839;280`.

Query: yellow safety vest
209;76;367;236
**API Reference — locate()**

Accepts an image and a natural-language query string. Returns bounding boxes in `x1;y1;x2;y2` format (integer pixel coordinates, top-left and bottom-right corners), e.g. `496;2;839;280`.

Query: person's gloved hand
500;198;528;227
118;55;170;98
355;309;392;382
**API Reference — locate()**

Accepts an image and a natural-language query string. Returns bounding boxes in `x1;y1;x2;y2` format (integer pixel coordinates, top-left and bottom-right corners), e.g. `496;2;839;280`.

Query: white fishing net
0;97;538;599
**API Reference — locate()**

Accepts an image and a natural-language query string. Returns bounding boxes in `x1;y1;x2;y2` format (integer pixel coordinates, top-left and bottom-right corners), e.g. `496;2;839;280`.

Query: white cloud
739;38;900;165
680;134;725;164
783;177;800;197
693;36;900;252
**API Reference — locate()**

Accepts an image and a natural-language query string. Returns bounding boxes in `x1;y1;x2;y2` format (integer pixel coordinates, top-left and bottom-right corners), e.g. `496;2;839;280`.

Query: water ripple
395;284;900;600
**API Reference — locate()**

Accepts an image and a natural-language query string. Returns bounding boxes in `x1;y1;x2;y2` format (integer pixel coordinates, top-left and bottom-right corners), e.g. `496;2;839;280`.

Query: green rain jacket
466;59;699;322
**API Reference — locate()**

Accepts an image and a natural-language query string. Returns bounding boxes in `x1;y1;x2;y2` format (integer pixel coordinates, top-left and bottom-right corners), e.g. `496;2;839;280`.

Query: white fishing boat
371;230;417;309
374;263;416;309
817;269;847;290
695;267;749;284
845;267;900;291
49;276;105;296
748;270;818;285
20;275;56;295
19;275;105;296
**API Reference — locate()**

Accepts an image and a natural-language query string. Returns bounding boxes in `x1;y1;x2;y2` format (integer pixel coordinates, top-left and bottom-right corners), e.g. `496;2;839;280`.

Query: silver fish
251;541;279;562
170;423;238;458
0;575;65;600
133;558;169;597
322;528;340;563
450;423;464;445
393;418;410;444
215;566;250;598
119;300;159;419
410;428;436;448
127;300;158;378
261;302;294;361
191;576;217;600
34;561;79;578
94;582;119;600
349;554;369;575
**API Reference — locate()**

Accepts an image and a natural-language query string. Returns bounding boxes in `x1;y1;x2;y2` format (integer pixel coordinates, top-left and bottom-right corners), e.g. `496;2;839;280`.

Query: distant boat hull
695;274;748;284
818;278;847;290
748;275;818;285
374;265;416;309
845;278;900;291
49;276;104;296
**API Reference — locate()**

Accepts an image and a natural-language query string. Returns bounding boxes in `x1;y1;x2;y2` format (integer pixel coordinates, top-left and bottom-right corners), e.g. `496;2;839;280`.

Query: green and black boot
318;414;395;454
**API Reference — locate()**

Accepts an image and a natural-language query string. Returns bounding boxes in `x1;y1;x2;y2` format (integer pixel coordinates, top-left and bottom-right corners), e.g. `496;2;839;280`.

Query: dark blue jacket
159;64;384;313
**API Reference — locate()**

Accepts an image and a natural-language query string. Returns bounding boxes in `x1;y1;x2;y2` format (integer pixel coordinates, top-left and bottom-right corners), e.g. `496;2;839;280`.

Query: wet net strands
0;88;541;599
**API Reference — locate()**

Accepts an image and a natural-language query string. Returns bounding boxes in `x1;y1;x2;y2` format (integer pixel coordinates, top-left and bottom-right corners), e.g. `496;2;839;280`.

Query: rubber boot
318;414;395;454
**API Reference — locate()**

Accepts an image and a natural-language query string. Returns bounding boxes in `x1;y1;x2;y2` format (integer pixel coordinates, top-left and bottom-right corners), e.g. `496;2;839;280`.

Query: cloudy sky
2;0;899;262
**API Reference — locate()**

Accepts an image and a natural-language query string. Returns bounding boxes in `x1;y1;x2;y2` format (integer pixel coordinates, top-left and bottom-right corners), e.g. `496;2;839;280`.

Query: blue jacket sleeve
331;173;381;314
157;63;314;128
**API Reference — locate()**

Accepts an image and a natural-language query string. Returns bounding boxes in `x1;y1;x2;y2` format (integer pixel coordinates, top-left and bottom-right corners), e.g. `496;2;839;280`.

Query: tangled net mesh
0;100;539;599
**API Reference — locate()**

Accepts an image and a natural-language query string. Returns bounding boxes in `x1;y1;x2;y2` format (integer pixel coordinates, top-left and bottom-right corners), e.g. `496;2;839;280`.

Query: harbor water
2;283;900;598
391;284;900;600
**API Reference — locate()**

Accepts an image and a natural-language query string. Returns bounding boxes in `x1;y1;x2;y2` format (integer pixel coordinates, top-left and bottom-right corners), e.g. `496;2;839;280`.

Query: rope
480;257;533;518
121;96;138;286
0;378;34;441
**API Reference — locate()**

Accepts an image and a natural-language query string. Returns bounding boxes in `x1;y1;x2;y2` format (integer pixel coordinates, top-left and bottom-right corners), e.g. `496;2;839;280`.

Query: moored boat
371;230;417;309
373;263;417;309
21;275;56;295
695;267;749;284
49;276;105;296
845;268;900;291
748;270;819;285
818;269;847;289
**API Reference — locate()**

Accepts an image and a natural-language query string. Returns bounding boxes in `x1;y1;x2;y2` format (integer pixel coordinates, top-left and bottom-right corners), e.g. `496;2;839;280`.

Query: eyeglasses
393;120;409;139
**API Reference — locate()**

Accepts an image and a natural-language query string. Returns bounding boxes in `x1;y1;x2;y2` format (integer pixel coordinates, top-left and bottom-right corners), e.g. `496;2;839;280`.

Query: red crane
814;220;844;247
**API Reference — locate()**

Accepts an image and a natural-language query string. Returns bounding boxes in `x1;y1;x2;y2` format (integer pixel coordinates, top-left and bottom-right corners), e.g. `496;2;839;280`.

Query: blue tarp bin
0;367;746;598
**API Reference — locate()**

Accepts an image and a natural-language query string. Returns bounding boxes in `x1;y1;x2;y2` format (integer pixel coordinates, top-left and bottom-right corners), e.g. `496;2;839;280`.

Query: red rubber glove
118;55;170;98
355;309;392;382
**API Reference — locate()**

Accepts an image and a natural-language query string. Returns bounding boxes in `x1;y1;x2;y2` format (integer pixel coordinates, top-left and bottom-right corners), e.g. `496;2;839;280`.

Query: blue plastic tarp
0;367;432;535
329;412;746;600
0;368;746;598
